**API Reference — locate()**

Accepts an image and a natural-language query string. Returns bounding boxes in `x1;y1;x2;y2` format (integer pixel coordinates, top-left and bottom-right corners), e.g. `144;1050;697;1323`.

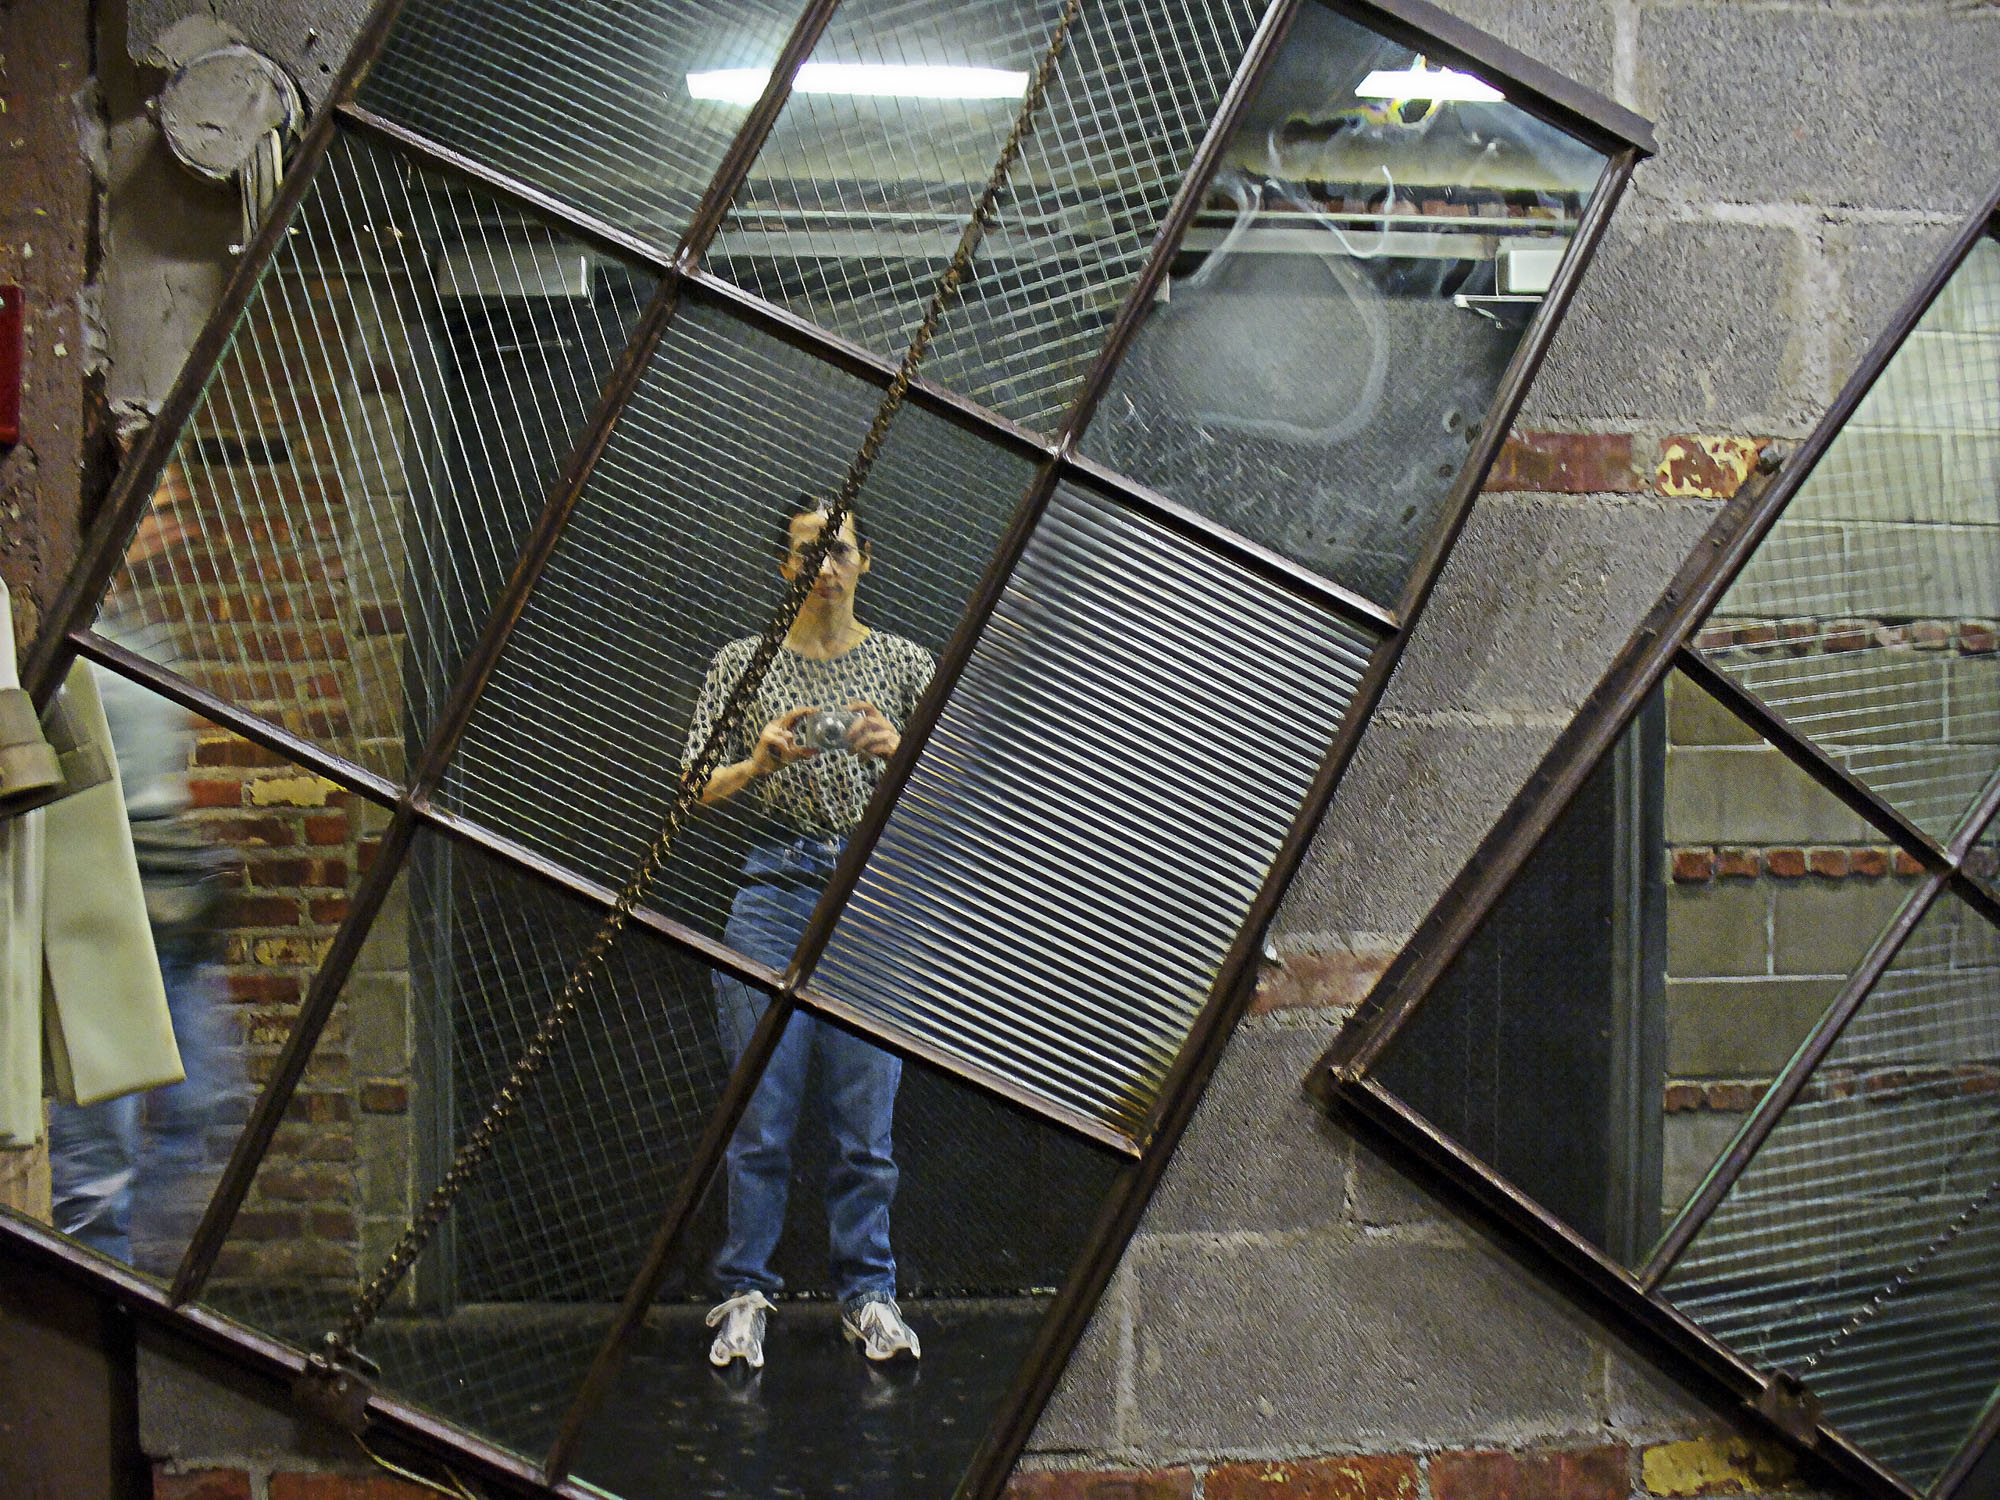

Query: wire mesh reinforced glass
356;0;809;255
201;829;735;1464
1373;669;1929;1267
706;0;1270;432
1698;234;2000;844
1665;888;2000;1489
93;130;654;784
1080;0;1608;607
566;1051;1124;1499
42;671;376;1285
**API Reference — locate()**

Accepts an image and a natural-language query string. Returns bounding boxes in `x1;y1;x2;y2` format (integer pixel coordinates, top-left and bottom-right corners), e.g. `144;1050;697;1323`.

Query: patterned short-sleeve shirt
685;631;935;838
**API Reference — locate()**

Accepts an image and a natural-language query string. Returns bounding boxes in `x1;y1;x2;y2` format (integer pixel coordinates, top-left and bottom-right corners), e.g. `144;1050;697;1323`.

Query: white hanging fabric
0;585;46;1146
40;657;183;1107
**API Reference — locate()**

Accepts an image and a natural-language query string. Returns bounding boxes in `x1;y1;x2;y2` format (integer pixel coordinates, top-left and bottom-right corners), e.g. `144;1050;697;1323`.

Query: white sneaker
841;1294;921;1362
707;1290;776;1368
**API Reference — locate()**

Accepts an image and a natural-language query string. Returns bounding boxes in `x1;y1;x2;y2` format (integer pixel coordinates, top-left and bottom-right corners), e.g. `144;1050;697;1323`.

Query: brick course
153;1468;254;1500
1432;1448;1630;1500
1208;1454;1420;1500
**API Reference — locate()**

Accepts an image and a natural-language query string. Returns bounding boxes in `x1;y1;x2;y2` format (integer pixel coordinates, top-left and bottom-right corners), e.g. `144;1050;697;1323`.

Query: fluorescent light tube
1354;66;1503;103
686;63;1029;105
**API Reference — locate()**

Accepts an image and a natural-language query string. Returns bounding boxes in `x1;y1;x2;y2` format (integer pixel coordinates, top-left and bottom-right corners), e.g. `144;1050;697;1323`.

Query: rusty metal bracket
1755;1370;1825;1447
292;1340;382;1435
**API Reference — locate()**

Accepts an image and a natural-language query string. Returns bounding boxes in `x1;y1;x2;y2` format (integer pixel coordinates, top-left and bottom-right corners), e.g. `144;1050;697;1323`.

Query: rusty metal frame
1309;181;2000;1500
12;0;1655;1495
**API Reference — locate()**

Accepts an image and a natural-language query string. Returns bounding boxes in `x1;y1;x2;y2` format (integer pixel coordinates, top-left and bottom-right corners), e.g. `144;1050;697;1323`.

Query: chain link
1794;1164;2000;1377
314;0;1089;1379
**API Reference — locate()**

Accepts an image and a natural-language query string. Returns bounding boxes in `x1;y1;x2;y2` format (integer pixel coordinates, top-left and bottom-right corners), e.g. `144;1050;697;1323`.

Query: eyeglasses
789;539;861;564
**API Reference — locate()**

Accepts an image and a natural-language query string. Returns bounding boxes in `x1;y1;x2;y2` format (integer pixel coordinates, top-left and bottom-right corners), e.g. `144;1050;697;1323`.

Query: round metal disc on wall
156;44;303;184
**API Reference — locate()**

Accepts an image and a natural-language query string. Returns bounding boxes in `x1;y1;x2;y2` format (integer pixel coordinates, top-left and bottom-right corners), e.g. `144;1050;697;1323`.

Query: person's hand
846;701;900;761
750;706;821;777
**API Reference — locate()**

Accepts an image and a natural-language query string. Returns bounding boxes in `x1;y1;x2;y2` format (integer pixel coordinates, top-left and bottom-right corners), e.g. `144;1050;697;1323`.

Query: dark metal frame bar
1309;178;2000;1500
68;628;400;808
1637;863;1945;1289
13;0;1657;1495
1329;1077;1927;1500
1935;1392;2000;1500
19;0;416;706
1676;646;1957;878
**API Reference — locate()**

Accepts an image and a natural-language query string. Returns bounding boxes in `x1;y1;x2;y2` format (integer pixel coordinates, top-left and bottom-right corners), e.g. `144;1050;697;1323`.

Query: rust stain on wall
1655;436;1765;498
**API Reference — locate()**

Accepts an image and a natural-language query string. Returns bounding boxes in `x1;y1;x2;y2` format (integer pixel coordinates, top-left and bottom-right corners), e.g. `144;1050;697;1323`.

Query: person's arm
700;705;819;805
842;641;936;763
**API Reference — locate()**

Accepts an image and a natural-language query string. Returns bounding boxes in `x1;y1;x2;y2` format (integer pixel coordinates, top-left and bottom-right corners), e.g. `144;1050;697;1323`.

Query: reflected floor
575;1297;1046;1500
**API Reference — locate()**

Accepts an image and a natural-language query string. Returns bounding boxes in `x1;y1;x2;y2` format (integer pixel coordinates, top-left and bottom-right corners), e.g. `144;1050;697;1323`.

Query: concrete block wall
1659;671;1928;1215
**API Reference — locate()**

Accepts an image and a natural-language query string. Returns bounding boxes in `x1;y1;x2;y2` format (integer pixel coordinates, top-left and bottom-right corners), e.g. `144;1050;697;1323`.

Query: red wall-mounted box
0;285;20;447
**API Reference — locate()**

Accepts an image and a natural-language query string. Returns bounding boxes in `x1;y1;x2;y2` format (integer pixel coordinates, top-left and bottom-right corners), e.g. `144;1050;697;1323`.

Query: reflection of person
690;497;934;1371
48;462;241;1268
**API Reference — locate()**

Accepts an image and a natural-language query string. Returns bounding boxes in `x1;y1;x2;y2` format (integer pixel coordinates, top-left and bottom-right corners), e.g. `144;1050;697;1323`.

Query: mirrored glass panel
1374;670;1926;1265
40;670;374;1282
96;132;655;783
814;483;1375;1138
439;299;1036;943
358;0;807;253
203;830;733;1461
1699;233;2000;842
1080;0;1607;606
568;1050;1122;1499
707;0;1268;431
1665;889;2000;1491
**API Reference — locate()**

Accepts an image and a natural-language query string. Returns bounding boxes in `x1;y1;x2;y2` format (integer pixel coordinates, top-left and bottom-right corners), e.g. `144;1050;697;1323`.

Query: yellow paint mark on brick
1642;1436;1800;1496
248;773;339;807
1656;436;1762;499
252;936;335;967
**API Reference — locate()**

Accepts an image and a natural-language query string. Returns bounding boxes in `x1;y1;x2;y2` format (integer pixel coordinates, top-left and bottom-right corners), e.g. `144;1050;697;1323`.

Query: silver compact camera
793;706;861;752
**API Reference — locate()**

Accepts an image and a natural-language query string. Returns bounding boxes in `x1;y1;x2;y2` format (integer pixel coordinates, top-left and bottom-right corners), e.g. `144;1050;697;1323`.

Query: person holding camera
687;497;934;1372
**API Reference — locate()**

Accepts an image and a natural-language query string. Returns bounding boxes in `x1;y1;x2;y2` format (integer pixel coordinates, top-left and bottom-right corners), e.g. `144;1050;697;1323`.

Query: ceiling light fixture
686;62;1030;105
1354;66;1503;103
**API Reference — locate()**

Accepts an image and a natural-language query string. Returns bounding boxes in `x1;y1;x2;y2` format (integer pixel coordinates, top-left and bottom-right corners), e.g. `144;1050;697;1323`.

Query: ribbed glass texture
204;830;733;1466
439;299;1035;939
707;0;1267;431
94;130;652;782
813;484;1373;1136
1665;891;2000;1488
1699;235;2000;842
357;0;804;253
1080;0;1606;607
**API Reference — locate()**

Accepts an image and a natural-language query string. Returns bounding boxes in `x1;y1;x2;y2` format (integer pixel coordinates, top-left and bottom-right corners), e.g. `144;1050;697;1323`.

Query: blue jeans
713;836;902;1304
48;943;239;1266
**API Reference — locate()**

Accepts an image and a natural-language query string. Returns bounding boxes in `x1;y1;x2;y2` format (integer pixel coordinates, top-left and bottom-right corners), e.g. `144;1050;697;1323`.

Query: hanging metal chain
1794;1163;2000;1378
306;0;1088;1390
